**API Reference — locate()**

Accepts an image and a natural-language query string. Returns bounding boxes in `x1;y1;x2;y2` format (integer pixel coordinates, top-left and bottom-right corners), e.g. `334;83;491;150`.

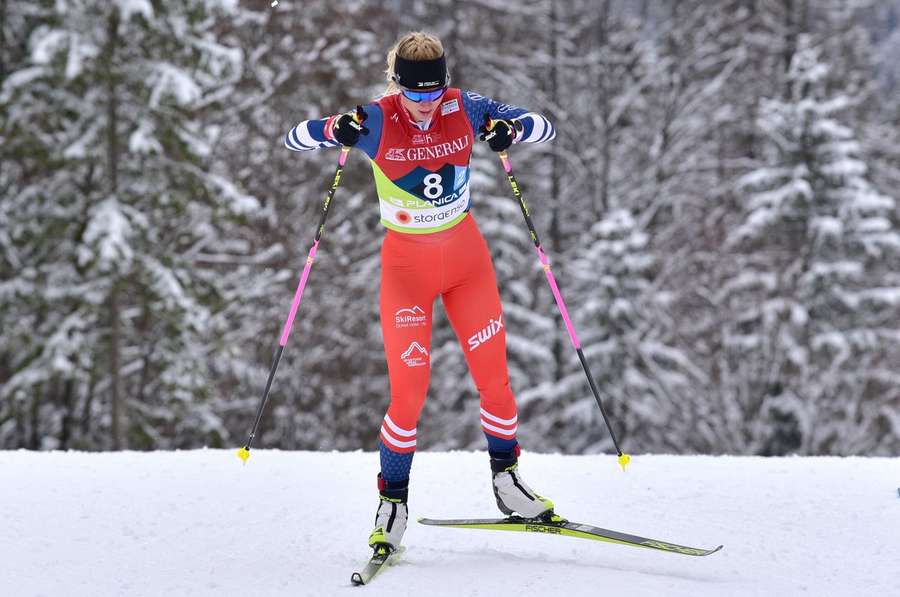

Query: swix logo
395;306;427;328
391;113;400;123
467;314;504;351
383;136;469;162
401;341;428;367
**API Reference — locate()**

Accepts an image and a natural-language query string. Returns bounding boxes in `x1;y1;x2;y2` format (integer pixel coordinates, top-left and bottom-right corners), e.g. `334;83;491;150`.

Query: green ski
351;545;405;586
418;516;722;557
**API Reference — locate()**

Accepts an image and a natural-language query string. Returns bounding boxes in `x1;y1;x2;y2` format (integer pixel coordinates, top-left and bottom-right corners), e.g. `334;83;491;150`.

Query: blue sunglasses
401;87;446;103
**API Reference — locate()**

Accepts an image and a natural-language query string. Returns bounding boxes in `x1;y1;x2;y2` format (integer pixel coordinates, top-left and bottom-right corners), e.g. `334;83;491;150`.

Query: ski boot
490;447;555;520
367;474;408;553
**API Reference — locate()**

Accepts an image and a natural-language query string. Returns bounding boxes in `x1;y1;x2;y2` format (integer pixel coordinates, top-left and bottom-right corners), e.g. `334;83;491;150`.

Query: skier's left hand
332;106;369;147
479;116;517;152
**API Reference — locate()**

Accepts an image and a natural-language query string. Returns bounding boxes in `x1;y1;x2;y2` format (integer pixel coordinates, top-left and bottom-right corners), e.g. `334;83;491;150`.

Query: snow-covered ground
1;450;897;597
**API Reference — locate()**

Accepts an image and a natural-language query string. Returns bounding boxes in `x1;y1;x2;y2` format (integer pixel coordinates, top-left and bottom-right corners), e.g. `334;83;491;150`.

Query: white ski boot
367;475;408;551
490;449;554;519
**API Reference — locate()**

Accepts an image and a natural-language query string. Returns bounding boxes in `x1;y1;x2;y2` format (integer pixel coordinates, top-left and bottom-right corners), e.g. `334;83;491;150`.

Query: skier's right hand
332;106;369;147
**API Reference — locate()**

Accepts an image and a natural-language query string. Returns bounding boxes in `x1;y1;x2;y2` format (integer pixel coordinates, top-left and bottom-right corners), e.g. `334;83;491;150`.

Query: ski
418;516;722;557
350;545;405;586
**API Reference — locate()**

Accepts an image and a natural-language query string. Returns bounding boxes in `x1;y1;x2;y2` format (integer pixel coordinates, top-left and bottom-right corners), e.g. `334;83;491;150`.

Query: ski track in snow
1;450;898;597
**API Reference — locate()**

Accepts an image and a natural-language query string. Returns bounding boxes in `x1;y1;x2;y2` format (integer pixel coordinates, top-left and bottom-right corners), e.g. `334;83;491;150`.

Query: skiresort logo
384;135;470;161
401;341;429;367
395;305;427;328
468;314;504;351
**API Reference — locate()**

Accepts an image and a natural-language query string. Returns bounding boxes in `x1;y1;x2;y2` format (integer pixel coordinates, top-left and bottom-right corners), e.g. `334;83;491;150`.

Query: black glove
479;116;517;152
332;106;369;146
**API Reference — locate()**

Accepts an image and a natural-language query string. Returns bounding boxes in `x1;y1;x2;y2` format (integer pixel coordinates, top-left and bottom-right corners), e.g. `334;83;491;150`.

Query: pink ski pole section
279;240;319;347
535;245;581;349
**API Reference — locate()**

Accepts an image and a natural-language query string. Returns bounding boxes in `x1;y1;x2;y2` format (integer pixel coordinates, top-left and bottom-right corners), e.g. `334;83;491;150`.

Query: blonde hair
383;32;445;96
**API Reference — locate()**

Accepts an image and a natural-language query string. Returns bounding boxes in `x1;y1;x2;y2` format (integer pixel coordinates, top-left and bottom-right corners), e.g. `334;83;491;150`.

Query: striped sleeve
512;112;555;144
284;117;340;152
284;103;383;158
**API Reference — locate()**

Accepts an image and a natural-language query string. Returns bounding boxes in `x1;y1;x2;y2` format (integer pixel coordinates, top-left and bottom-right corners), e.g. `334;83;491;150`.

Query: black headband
392;54;449;90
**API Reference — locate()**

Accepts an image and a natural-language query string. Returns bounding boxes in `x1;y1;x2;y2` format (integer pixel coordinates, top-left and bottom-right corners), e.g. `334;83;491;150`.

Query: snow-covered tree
3;0;898;455
521;209;675;453
0;0;252;449
721;38;900;455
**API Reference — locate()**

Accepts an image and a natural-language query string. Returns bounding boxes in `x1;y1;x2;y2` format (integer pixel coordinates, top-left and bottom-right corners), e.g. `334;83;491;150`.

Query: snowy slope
1;450;898;597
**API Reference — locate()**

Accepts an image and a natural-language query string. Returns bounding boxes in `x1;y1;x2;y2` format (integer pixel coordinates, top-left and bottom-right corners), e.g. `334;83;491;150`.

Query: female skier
285;31;556;552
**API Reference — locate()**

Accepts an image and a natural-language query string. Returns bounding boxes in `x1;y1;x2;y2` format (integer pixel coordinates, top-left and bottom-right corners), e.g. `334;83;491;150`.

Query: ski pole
487;129;630;471
237;144;352;464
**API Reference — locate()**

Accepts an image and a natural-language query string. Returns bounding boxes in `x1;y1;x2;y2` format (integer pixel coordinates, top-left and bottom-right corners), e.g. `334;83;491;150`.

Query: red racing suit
286;88;555;470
